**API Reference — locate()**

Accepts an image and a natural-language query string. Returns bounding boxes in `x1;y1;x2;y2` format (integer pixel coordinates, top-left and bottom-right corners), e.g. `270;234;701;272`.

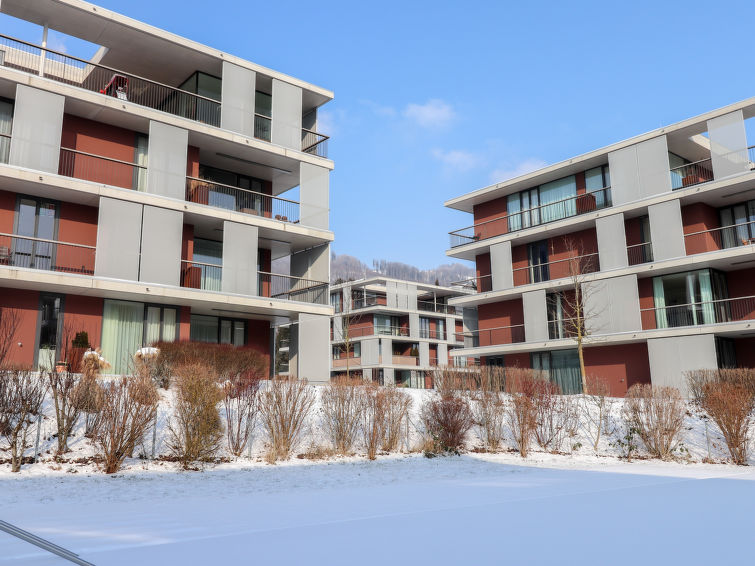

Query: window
0;98;13;163
547;293;566;339
527;240;550;283
254;91;272;142
531;349;582;394
585;165;610;208
133;134;148;191
178;71;222;125
652;269;729;328
437;318;445;340
539;176;577;223
374;315;398;335
716;337;737;369
668;152;688;189
419;317;430;338
198;164;267;213
486;356;505;367
14;196;58;271
144;305;178;345
193;238;223;291
37;294;62;371
330;292;342;313
190;314;246;345
719;200;755;249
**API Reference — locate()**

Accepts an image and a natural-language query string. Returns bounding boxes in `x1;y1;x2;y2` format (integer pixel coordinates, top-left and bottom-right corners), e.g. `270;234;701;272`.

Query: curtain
539;176;576;223
550;350;582;394
437;319;445;340
507;193;522;232
668;153;687;190
190;314;218;342
697;270;715;325
101;300;144;375
653;277;668;329
133;134;148;191
0;100;12;163
193;239;223;291
719;208;737;249
145;306;161;345
162;308;177;342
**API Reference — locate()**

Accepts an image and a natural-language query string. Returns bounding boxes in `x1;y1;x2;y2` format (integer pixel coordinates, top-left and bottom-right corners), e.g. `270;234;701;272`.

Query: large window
254;91;272;142
532;349;582;394
719;200;755;249
0;98;13;163
652;269;729;328
14;196;58;271
527;240;550;283
198;164;267;213
37;294;62;371
192;238;223;291
190;314;246;346
178;71;222;125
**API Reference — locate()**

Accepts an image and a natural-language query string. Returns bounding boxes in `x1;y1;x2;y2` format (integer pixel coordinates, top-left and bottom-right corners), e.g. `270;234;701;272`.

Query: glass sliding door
539;175;576;223
133;134;148;191
193;238;223;291
101;299;144;375
14;197;57;271
719;200;755;249
531;349;582;394
652;269;727;328
37;294;61;371
144;305;178;345
528;240;550;283
0;98;13;163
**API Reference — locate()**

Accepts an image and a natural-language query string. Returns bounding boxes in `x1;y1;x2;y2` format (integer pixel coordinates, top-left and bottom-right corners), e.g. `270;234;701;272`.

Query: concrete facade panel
221;221;258;296
595;213;628;270
299;162;329;230
295;313;330;383
648;199;685;261
522;289;548;342
146;121;188;200
139;205;182;286
95;197;142;280
220;61;256;137
584;274;641;335
10;84;64;173
608;135;671;205
490;240;513;290
707;110;749;179
271;79;302;150
647;334;718;396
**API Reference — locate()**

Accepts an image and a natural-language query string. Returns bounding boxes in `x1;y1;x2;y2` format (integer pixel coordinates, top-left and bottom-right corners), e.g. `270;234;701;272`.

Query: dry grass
702;382;755;465
623;384;685;460
259;377;316;463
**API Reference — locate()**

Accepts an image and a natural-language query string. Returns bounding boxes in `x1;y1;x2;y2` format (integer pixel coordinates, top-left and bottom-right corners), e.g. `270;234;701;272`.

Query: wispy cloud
488;158;548;184
431;148;484;172
403;99;455;128
360;99;397;118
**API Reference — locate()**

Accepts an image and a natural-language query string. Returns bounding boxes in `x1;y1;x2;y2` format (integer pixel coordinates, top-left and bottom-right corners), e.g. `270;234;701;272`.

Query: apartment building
445;99;755;396
0;0;333;380
329;277;477;387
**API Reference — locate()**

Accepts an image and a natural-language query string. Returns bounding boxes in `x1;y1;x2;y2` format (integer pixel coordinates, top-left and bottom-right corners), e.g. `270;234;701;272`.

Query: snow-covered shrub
168;363;224;467
580;375;614;452
534;382;579;453
421;393;474;454
380;387;412;452
360;383;386;460
623;384;685;460
0;369;46;472
223;372;262;457
321;377;364;455
702;381;754;465
95;375;158;474
506;393;536;458
259;377;316;463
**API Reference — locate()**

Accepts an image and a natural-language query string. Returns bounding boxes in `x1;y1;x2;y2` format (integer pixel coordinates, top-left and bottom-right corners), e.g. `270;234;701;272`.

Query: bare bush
259;377;316;462
47;369;81;456
580;375;614;452
534;382;579;453
381;387;412;452
702;382;755;465
623;384;685;460
95;375;158;474
473;388;507;451
223;373;262;457
505;367;546;395
506;393;537;458
687;368;755;405
360;383;387;460
72;350;108;437
0;370;47;472
0;307;21;368
168;363;224;467
432;367;472;397
321;378;364;455
421;394;474;454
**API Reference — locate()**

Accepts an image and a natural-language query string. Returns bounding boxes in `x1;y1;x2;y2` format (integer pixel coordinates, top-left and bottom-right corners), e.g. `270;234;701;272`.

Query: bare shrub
0;307;21;368
133;347;171;389
0;370;47;472
473;389;507;451
580;375;614;452
47;369;81;456
432;367;473;397
685;369;717;405
95;375;158;474
506;393;536;458
421;394;474;454
623;384;685;460
155;341;268;384
505;367;546;395
381;387;412;452
259;377;316;463
321;377;364;455
533;382;579;453
168;363;224;467
360;383;387;460
687;368;755;405
223;373;262;457
702;382;755;465
72;350;108;437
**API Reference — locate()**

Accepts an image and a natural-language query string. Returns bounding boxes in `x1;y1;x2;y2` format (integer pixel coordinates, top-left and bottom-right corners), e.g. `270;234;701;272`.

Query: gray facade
95;197;143;280
299;163;330;230
583;274;642;335
595;213;628;270
647;334;718;396
139;206;182;286
271;79;302;150
9;85;64;173
608;135;672;206
293;313;330;383
146;121;188;200
490;240;513;290
522;289;548;342
707;110;749;180
221;221;259;296
648;199;685;261
220;61;256;137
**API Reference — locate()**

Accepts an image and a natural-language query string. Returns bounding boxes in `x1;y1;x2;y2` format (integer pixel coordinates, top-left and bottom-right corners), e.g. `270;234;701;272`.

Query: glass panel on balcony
0;98;12;163
719;201;755;248
189;238;223;291
255;91;272;142
651;269;728;328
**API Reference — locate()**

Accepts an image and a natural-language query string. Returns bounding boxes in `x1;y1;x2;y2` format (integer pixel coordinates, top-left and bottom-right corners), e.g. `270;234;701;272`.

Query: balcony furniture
100;74;129;100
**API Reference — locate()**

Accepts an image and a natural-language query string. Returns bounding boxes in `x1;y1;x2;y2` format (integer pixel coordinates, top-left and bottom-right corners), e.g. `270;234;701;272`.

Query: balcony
332;357;361;368
302;128;329;158
450;274;492;293
548;317;579;340
627;242;654;266
419;328;446;340
347;325;410;338
59;147;147;191
513;252;599;286
449;187;612;248
417;300;456;315
684;221;755;255
259;272;329;305
392;355;419;366
670;158;714;190
0;34;221;127
640;295;755;329
185;177;299;223
180;259;222;291
0;232;95;275
352;294;387;310
463;324;525;347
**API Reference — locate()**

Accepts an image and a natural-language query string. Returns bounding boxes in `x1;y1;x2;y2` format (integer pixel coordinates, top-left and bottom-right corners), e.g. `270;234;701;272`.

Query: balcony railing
466;324;526;347
0;132;10;163
450;274;492;293
640;295;755;330
0;34;221;127
417;300;457;315
254;114;272;142
346;325;410;338
670;158;713;190
419;328;446;340
548;317;580;340
181;259;222;291
512;252;599;286
332;357;361;368
627;242;654;266
0;233;95;275
449;187;612;248
392;355;419;366
302;129;329;158
684;221;755;254
185;177;299;223
352;295;386;309
59;147;147;191
259;272;329;305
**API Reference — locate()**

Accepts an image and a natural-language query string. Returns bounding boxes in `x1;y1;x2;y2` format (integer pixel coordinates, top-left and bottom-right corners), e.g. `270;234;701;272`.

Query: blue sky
3;0;754;269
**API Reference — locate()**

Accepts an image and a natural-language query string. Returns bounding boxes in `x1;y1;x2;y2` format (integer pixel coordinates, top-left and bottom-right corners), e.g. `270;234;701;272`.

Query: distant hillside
331;253;473;287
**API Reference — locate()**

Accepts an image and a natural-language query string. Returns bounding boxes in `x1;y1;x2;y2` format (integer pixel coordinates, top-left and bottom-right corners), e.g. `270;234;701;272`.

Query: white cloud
403;99;455;128
360;99;397;118
488;158;549;184
431;148;483;172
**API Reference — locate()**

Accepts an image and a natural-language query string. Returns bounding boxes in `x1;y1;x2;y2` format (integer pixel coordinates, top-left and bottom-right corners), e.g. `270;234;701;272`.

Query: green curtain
190;314;218;342
162;308;177;341
698;270;715;325
145;306;161;345
101;300;144;375
550;350;582;394
653;277;668;329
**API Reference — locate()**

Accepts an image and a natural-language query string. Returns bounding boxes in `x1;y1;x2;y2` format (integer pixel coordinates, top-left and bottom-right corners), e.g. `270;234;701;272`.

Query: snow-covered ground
2;454;754;565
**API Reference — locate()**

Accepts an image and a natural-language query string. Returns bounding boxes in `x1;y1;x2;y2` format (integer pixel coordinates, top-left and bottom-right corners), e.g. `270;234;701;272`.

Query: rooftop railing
512;252;599;286
59;147;147;191
0;233;95;275
684;221;755;253
185;176;299;223
640;295;755;330
302;128;329;158
0;33;221;127
259;271;329;305
449;187;611;248
417;300;457;315
627;242;654;266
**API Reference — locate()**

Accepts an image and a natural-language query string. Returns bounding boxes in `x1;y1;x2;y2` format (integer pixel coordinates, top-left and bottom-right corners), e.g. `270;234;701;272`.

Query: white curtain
190;314;219;343
0;100;12;163
162;308;177;342
507;193;522;232
698;270;715;325
539;176;577;223
101;300;144;375
653;278;668;329
145;306;161;345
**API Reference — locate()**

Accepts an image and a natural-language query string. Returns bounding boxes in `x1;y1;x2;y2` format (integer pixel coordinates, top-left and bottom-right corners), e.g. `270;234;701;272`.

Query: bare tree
0;307;21;368
580;375;614;453
339;288;354;379
0;369;47;472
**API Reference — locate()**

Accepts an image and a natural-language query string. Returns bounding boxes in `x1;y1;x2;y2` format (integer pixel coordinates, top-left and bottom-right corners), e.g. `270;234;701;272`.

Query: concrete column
299;163;330;230
147;121;188;200
294;313;330;384
607;135;672;206
361;338;380;366
95;197;142;281
221;221;258;296
220;61;256;136
271;79;302;150
583;274;641;335
522;289;548;342
409;313;420;339
419;342;430;367
406;284;418;311
437;343;448;366
9;85;64;173
138;206;182;286
595;213;628;271
647;334;718;397
381;338;393;365
332;315;343;342
445;315;455;342
490;241;513;290
383;367;395;386
648;200;685;261
707;110;749;180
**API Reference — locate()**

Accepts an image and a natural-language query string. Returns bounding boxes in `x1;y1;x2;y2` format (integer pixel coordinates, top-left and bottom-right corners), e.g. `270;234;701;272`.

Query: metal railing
0;519;95;566
547;317;581;340
449;187;612;248
332;357;361;368
640;295;755;329
417;300;457;315
0;131;10;163
512;252;599;285
59;147;147;191
180;259;222;291
670;157;713;190
392;355;419;366
259;271;329;305
462;324;525;347
0;232;95;275
254;114;272;142
684;221;755;253
185;176;299;223
347;325;410;338
352;294;386;309
0;33;221;126
419;328;446;340
302;128;329;158
450;274;492;293
627;242;654;265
